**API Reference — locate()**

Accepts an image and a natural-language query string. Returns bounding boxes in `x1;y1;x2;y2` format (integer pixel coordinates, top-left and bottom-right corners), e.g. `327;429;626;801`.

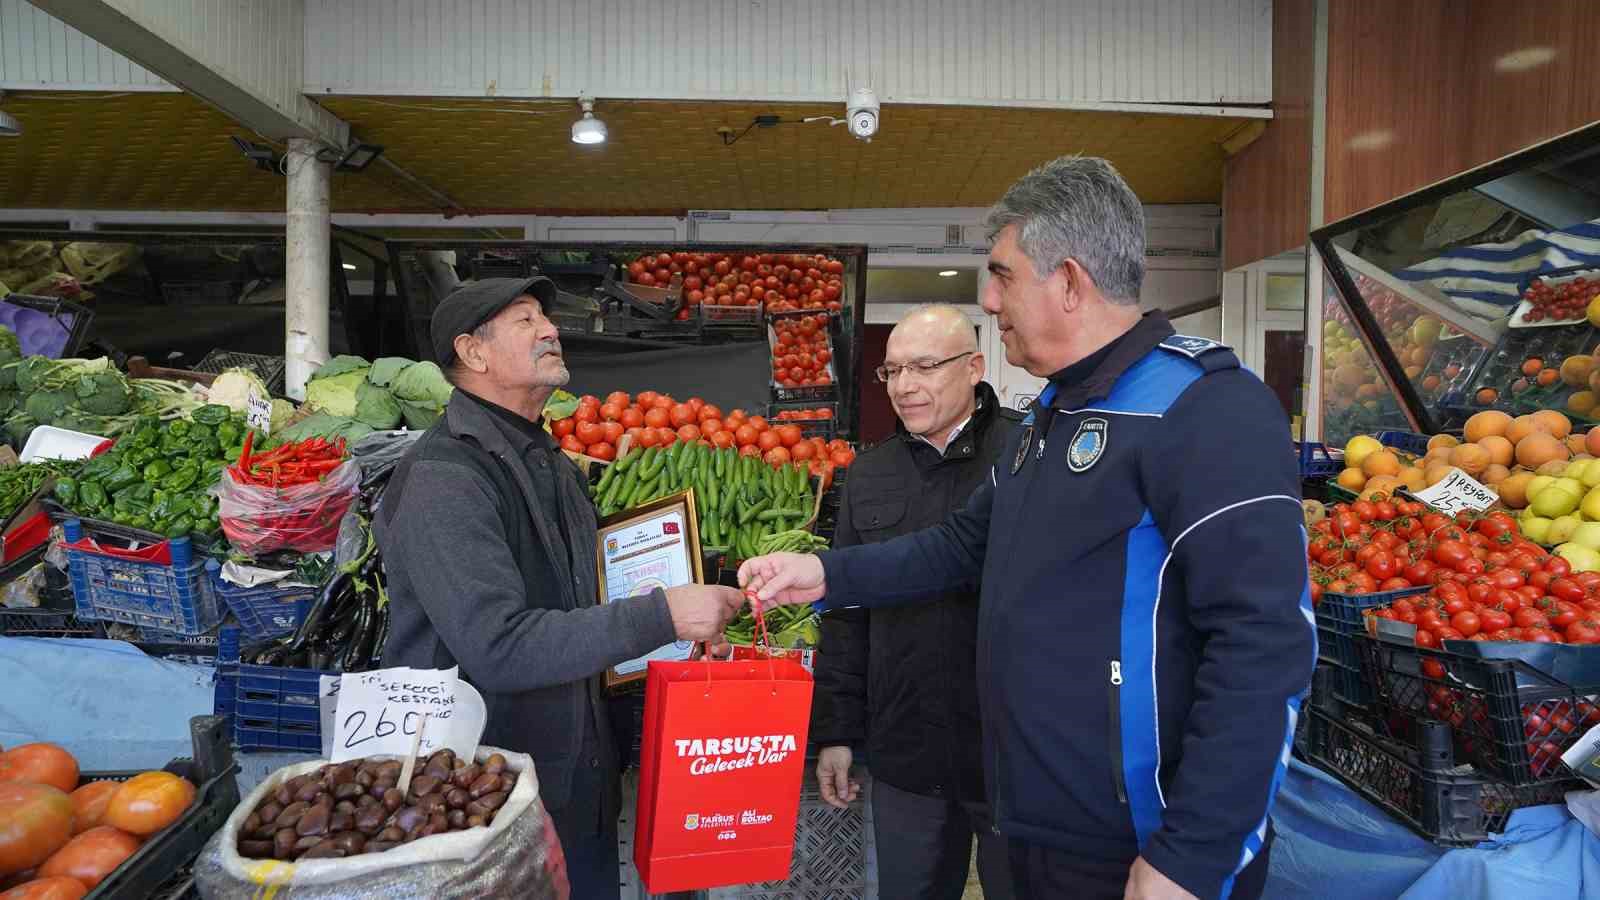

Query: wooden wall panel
1223;0;1315;270
1325;0;1600;223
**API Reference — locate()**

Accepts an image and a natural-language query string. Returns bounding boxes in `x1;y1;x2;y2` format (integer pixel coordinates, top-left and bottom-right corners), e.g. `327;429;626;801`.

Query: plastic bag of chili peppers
215;435;362;555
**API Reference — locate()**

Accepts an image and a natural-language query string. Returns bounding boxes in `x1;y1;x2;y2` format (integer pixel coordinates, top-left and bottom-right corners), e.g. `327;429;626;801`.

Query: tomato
732;424;760;448
1421;658;1447;679
1456;557;1485;577
1549;602;1581;630
1450;611;1482;637
1436;626;1465;641
774;425;804;448
635;428;661;449
699;418;724;437
574;421;605;446
586;442;616;462
572;405;599;425
1514;608;1551;629
1548;578;1585;604
559;434;586;455
1378;577;1410;591
1488;568;1524;591
1401;560;1435;585
643;407;671;429
830;447;856;468
655;427;679;447
756;431;782;452
789;441;817;462
598;402;623;423
66;784;118;837
762;447;792;467
1351;501;1376;522
1465;580;1494;605
1480;608;1513;633
675;424;702;444
668;404;696;428
601;421;624;445
1364;552;1399;581
1415;628;1441;648
1568;620;1600;644
0;878;88;900
1544;556;1573;577
551;418;576;439
0;747;77;795
1435;581;1468;605
37;826;139;890
1527;629;1559;644
0;782;73;878
1442;596;1470;616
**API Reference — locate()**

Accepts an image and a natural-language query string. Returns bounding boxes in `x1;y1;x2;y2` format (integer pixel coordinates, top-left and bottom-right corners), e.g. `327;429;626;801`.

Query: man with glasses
742;157;1313;900
811;304;1019;900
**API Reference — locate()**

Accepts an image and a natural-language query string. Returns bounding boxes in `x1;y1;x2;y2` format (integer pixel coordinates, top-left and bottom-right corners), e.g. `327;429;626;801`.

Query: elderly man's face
982;224;1066;377
478;296;569;389
884;314;982;441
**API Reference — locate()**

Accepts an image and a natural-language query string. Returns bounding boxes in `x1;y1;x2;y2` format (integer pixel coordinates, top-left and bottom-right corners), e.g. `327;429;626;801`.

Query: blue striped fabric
1392;220;1600;307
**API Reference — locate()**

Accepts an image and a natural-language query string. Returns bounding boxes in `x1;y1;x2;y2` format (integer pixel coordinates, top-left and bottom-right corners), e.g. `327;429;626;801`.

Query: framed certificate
596;491;705;690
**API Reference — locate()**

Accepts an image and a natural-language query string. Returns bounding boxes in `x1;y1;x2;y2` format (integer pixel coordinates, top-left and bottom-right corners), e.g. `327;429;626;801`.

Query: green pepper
216;421;241;447
164;516;194;539
161;466;200;492
133;423;160;448
79;455;116;481
188;422;215;443
128;514;152;531
143;459;173;482
78;481;106;509
223;445;243;463
104;465;140;492
202;460;225;484
126;448;156;468
167;494;193;519
190;405;230;426
48;476;77;506
167;419;191;438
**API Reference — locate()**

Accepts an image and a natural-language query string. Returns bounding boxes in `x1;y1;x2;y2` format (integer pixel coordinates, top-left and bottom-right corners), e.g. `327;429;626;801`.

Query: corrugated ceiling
0;92;1248;213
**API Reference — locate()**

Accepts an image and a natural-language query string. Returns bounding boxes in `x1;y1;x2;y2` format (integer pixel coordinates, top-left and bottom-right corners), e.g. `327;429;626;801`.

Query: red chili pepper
239;430;254;471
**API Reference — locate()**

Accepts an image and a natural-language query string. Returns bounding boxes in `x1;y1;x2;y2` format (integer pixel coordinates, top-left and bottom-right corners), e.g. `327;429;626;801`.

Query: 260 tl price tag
328;665;486;764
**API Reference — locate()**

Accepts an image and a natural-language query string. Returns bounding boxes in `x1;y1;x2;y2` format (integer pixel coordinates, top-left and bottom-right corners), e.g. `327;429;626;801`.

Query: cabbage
543;389;578;422
275;412;347;444
367;357;412;388
311;355;371;382
208;367;271;413
398;399;441;430
391;361;453;407
270;398;296;432
304;370;366;417
354;381;402;430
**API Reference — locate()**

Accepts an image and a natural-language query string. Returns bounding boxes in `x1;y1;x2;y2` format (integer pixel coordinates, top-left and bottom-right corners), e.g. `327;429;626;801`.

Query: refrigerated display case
1311;122;1600;448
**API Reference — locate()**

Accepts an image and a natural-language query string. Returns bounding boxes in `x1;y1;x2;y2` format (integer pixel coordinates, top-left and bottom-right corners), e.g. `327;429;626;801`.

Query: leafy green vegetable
354;381;402;430
310;355;371;382
367;357;412;388
190;404;231;426
331;419;376;444
72;371;133;416
0;326;20;365
23;389;69;424
270;398;295;432
391;361;453;407
14;357;54;394
274;412;348;444
304;371;366;418
543;389;578;422
398;399;441;430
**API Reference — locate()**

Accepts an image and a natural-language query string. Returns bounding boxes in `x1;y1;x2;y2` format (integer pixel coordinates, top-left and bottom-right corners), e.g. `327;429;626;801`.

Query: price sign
1413;467;1498;514
245;388;272;435
328;666;486;764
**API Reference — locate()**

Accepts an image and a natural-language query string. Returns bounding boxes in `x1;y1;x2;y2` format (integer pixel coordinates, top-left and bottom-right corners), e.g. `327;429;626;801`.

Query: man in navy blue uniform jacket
740;156;1315;900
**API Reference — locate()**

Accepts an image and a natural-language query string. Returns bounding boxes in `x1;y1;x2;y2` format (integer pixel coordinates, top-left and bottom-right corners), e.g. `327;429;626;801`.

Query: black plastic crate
0;601;106;638
1355;634;1600;784
2;292;95;358
191;350;286;395
1314;585;1430;705
82;716;239;900
1302;707;1582;846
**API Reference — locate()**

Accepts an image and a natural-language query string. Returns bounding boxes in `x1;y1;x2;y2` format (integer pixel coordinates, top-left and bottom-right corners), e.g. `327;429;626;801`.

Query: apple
1557;541;1600;572
1520;515;1554;544
1570;521;1600;550
1549;514;1582;545
1532;478;1583;518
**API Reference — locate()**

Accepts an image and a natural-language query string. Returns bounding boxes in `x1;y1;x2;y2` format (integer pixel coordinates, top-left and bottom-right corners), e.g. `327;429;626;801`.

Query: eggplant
338;595;374;672
288;572;353;652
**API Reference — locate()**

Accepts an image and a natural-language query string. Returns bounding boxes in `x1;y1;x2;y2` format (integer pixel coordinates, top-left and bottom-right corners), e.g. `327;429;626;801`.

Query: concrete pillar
285;138;332;400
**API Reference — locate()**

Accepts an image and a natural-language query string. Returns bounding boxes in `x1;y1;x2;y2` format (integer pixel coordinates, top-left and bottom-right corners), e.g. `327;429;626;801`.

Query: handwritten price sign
245;388;273;435
1413;467;1498;514
328;666;486;764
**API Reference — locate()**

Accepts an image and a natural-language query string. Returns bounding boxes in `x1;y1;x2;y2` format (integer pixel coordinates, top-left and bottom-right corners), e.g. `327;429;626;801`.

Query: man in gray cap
376;277;745;899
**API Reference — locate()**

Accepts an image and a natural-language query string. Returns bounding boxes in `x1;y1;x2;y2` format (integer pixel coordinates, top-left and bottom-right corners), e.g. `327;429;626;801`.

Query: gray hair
444;318;496;384
985;156;1145;304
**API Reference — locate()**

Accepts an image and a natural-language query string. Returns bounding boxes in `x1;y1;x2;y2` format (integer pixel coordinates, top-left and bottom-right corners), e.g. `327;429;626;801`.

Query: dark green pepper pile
0;458;81;518
55;403;259;542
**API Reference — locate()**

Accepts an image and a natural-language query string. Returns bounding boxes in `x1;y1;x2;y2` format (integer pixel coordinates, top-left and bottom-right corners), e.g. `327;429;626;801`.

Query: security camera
846;87;879;142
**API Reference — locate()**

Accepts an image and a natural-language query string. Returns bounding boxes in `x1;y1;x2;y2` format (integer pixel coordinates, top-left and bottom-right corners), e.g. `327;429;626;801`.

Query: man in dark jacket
812;304;1018;900
376;276;744;900
741;157;1315;900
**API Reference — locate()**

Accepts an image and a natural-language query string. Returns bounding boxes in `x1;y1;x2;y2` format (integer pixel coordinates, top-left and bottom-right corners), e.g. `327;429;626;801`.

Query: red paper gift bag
633;648;814;892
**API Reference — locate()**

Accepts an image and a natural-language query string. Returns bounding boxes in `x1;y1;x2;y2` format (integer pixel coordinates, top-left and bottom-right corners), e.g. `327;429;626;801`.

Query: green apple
1580;463;1600;489
1570;521;1600;550
1527;475;1557;503
1532;478;1583;518
1520;515;1553;543
1583;485;1600;522
1549;514;1583;545
1557;542;1600;572
1569;459;1593;483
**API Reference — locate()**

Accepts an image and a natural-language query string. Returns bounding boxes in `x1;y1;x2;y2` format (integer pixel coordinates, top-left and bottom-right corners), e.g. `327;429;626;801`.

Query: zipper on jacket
1108;659;1127;805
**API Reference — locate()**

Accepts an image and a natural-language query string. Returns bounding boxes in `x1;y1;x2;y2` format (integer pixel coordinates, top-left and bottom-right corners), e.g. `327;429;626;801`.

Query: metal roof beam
26;0;347;148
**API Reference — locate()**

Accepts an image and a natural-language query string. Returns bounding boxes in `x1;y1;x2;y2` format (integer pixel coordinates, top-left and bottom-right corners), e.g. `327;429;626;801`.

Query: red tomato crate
1315;585;1431;705
1354;633;1600;785
1302;706;1582;846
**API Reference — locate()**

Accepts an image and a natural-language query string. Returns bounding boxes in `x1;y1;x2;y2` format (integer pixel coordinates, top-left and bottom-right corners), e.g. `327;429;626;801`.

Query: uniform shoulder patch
1158;334;1230;359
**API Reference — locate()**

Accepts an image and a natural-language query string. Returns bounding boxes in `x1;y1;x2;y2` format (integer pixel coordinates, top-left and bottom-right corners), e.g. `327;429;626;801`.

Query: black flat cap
430;276;558;368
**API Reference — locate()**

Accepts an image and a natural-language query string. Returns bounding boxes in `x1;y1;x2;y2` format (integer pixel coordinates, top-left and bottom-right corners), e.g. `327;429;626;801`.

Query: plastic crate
233;663;336;752
62;519;221;635
1;293;94;358
82;715;240;900
206;560;315;641
213;666;237;722
1302;708;1582;846
1314;586;1431;705
1296;441;1342;478
192;350;286;395
1354;634;1600;785
1376;430;1431;456
0;601;106;638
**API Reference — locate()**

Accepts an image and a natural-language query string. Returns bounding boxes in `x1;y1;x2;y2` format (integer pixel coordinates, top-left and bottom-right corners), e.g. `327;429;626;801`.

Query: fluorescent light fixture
571;97;607;145
335;141;384;171
938;270;959;277
1495;46;1557;72
342;263;357;270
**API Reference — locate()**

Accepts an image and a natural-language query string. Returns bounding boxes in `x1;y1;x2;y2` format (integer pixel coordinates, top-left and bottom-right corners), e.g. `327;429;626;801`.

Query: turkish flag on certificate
633;653;814;892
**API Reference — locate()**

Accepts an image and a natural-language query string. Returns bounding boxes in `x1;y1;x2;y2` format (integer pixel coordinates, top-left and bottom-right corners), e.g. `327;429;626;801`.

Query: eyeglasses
875;351;974;383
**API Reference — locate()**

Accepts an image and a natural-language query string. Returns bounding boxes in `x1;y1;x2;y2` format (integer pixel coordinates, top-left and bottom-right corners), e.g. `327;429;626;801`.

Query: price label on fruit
245;387;272;434
1413;467;1498;513
328;666;487;764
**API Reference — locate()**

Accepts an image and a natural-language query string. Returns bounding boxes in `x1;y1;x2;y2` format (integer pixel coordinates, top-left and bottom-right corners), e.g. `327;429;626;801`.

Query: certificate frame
595;490;704;689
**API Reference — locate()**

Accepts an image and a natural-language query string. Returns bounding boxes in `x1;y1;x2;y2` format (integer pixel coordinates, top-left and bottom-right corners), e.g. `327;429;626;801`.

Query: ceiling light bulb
938;270;959;277
342;263;357;270
571;97;607;145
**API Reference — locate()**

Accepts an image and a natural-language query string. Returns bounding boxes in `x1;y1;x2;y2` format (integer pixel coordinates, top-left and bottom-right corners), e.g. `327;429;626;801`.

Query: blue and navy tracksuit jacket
815;312;1316;899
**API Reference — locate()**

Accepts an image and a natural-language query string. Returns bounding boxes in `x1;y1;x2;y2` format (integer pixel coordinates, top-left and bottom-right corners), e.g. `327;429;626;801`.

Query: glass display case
1312;122;1600;448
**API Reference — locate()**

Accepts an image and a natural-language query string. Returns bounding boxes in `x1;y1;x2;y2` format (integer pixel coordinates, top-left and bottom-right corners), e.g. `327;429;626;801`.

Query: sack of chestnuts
196;746;568;900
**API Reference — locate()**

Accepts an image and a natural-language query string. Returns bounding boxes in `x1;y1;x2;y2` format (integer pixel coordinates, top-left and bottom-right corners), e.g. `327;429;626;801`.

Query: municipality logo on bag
675;734;800;775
